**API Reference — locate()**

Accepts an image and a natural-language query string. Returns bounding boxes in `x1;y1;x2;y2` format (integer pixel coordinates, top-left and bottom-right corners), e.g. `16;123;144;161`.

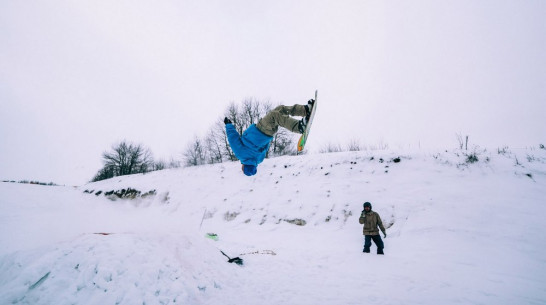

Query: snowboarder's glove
224;117;232;125
308;99;315;105
383;232;387;238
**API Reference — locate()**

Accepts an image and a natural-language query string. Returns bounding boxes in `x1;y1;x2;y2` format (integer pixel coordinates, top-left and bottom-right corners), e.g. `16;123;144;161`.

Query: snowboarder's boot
298;117;308;134
304;99;315;120
377;248;384;255
363;248;370;253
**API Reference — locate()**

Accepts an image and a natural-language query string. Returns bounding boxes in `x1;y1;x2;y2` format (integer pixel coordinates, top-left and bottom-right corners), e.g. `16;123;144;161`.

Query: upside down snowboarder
224;98;315;176
359;202;387;255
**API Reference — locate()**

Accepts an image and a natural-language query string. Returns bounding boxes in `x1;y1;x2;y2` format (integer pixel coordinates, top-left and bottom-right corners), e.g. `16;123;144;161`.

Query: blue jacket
226;124;273;166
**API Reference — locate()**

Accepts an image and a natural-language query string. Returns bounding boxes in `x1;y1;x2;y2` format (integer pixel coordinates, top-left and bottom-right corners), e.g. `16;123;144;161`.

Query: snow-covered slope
1;148;545;305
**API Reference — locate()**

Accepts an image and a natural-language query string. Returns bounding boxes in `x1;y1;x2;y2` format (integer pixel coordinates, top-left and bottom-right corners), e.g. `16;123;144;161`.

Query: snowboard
297;90;318;153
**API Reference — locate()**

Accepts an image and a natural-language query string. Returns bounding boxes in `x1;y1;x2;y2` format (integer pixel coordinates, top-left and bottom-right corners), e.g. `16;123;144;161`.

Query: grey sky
1;0;545;185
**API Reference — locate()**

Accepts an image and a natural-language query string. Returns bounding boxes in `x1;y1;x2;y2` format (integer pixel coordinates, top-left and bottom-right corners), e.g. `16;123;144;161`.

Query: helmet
363;202;372;209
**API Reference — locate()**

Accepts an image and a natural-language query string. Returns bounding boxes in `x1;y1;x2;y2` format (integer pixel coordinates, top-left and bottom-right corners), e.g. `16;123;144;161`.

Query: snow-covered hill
1;148;545;305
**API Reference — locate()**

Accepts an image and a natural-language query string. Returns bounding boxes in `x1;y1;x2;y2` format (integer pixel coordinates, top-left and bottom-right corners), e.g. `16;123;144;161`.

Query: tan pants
256;104;307;136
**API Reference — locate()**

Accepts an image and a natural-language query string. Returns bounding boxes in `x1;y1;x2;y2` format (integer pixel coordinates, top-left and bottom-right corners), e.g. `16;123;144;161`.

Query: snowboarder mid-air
224;99;315;176
359;202;387;255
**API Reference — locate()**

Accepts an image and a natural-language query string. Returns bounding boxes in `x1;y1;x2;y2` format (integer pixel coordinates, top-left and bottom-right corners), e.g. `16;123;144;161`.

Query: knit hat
243;164;257;176
363;202;372;209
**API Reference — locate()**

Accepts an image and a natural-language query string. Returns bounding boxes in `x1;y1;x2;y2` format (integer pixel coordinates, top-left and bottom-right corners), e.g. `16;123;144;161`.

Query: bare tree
154;159;166;171
270;128;297;156
205;118;236;162
226;102;244;135
92;141;154;182
241;98;258;126
205;122;225;164
241;97;270;126
104;141;153;175
168;157;181;169
183;136;207;166
260;100;273;116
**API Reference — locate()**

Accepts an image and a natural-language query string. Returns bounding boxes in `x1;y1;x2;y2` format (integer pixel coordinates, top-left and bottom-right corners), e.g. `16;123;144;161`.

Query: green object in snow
205;233;219;241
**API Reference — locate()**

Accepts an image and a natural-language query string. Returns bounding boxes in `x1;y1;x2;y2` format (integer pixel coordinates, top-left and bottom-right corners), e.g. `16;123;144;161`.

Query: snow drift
1;148;545;304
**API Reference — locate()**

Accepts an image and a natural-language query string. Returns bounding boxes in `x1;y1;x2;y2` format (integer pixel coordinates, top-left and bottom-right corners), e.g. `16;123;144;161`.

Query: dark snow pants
363;235;384;254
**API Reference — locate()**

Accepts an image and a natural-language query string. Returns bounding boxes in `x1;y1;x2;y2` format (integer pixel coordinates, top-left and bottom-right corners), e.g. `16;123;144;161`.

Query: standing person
224;99;315;176
359;202;387;254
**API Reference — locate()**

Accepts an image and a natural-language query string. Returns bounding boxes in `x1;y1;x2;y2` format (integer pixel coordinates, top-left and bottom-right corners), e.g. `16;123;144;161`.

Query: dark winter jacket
226;123;273;166
359;210;386;236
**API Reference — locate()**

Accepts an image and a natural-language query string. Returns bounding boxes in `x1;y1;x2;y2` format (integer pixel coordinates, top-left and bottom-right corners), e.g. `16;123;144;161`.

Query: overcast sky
1;0;545;185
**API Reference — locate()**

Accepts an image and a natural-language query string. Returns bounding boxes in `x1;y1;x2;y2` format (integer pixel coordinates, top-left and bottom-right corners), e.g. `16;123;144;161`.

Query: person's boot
363;248;370;253
377;248;384;255
298;117;308;134
304;99;315;119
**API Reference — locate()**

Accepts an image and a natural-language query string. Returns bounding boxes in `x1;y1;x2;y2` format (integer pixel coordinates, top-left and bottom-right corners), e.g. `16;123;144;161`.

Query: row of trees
92;98;298;182
183;98;297;166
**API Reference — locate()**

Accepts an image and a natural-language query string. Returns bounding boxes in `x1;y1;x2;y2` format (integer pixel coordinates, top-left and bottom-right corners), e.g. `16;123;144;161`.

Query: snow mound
0;232;231;304
1;149;546;304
